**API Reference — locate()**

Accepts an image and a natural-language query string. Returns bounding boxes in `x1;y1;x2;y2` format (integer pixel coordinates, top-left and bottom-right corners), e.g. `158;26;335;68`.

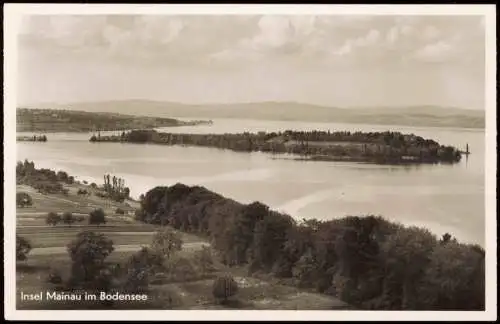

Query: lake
16;118;485;246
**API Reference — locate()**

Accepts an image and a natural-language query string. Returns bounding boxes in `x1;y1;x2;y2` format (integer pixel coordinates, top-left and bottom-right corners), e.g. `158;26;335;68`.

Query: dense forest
91;129;463;165
16;108;211;133
135;183;485;310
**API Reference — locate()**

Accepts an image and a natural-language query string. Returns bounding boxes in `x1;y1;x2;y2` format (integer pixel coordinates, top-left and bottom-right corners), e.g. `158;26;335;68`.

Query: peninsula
16;108;212;133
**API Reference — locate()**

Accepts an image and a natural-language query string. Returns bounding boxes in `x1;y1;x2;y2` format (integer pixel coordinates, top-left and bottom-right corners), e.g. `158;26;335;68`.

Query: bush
16;235;32;261
47;270;63;284
164;255;199;282
77;188;89;196
89;208;106;225
62;212;75;226
115;208;125;215
16;192;33;208
134;209;145;222
212;274;239;304
46;212;62;226
125;247;164;293
74;215;86;222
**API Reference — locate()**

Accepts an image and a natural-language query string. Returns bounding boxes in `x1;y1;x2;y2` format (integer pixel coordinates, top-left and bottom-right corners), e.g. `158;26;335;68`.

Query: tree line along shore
90;129;463;165
16;161;484;310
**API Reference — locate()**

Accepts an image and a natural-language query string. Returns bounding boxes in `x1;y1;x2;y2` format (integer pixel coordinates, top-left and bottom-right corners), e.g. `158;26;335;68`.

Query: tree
67;231;114;284
150;228;183;259
16;192;33;208
46;212;62;226
440;233;453;244
89;208;106;225
62;212;75;226
212;274;239;304
16;235;32;261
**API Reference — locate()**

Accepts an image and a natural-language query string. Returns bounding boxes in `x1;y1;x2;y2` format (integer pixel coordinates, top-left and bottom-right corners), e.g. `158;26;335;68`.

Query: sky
17;14;486;109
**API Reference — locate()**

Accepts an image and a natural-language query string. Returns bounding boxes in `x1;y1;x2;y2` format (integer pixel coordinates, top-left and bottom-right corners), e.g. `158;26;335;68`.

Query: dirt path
30;242;209;256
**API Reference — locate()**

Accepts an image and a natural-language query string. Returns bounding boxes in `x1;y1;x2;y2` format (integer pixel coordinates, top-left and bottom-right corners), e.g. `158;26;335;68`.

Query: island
90;129;463;165
16;108;212;133
17;134;48;142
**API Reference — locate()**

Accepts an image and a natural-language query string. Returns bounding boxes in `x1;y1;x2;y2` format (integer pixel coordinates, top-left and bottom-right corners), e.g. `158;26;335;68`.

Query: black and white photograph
3;4;497;321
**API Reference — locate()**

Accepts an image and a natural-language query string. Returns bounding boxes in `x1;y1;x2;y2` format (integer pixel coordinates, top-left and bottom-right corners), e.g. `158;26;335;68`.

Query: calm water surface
16;119;485;245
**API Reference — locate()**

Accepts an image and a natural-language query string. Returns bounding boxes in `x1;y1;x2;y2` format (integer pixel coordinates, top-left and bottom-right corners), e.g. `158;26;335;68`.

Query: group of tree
102;174;130;202
133;183;485;310
46;212;86;226
45;209;106;226
16;160;74;195
91;129;462;164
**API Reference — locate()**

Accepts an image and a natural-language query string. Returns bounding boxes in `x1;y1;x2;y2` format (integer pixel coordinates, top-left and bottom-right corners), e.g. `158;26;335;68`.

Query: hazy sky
17;14;486;109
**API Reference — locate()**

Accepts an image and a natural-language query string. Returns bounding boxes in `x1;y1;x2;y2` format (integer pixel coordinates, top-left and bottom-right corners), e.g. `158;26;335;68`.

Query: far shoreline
158;116;486;132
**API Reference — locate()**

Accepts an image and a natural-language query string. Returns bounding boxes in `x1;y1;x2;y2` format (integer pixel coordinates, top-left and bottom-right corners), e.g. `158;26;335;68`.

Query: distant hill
24;100;485;129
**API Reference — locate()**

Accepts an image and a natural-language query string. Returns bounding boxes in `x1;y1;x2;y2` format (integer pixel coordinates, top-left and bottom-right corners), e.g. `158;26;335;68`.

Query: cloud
413;40;455;63
18;14;485;69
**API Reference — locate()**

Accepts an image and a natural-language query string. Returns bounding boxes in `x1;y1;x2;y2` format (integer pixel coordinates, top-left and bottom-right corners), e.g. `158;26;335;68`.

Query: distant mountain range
21;100;485;129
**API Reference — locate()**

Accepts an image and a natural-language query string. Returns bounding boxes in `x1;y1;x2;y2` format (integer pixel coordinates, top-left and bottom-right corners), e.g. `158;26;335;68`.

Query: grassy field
16;182;351;310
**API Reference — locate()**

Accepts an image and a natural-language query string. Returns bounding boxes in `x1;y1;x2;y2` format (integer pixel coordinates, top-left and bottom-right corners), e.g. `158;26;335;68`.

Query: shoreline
15;159;483;247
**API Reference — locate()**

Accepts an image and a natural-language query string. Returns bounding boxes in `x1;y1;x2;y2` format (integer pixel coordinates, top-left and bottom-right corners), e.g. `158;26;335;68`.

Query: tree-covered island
17;135;48;142
90;129;463;165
